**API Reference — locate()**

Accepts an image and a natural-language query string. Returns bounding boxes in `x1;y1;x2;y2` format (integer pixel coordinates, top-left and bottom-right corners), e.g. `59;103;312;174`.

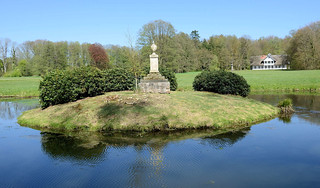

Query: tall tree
54;41;68;70
173;32;196;72
88;43;109;70
81;43;91;66
239;36;252;69
68;41;82;67
287;21;320;69
137;20;176;68
190;30;200;47
0;38;11;73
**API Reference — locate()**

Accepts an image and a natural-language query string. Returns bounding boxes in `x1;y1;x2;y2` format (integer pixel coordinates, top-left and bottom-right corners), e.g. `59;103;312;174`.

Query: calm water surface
1;95;320;187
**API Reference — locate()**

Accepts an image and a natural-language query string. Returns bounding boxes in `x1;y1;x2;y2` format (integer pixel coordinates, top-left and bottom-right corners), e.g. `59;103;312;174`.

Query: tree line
1;20;319;77
0;40;109;76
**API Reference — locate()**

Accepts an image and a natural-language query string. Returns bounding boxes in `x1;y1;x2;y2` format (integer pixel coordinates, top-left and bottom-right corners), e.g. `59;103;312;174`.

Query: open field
18;91;278;132
0;77;41;97
1;70;319;97
176;70;320;92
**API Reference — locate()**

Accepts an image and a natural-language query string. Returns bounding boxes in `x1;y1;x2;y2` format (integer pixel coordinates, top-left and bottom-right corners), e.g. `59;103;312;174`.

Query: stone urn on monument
139;42;170;94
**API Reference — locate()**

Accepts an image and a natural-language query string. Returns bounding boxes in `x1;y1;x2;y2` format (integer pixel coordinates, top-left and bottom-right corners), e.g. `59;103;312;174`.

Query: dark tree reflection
41;132;107;164
200;128;250;149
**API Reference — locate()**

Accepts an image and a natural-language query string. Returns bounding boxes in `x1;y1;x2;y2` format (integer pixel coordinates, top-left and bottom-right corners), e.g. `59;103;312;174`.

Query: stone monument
139;42;170;94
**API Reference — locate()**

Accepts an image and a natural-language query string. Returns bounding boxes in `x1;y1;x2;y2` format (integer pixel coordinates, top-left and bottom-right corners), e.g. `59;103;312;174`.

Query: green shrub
143;66;178;91
39;67;135;109
3;69;22;77
159;68;178;91
193;70;250;97
17;59;32;76
278;98;293;107
278;98;294;114
103;68;135;91
39;66;105;109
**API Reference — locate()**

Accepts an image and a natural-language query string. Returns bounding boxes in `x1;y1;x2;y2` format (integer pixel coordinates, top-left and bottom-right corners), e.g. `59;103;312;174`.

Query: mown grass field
1;70;319;97
176;70;320;93
18;91;278;132
0;77;41;97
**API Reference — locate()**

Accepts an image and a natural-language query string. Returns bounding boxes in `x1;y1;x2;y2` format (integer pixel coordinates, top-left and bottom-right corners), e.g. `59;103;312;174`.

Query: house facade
250;54;290;70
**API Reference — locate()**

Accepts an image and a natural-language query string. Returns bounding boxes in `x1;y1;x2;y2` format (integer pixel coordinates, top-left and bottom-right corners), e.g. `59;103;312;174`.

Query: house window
271;66;273;68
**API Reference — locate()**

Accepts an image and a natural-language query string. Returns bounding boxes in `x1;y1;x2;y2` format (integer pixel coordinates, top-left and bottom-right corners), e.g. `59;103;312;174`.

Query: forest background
1;19;319;78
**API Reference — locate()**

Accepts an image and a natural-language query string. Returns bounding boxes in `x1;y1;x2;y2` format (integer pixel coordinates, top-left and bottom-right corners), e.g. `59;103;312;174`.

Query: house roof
250;54;289;66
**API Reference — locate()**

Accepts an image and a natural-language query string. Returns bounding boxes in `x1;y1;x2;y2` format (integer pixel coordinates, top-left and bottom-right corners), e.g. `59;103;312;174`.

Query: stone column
150;42;159;73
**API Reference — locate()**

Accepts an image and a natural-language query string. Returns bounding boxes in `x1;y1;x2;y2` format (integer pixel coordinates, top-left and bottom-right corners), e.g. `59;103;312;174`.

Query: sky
1;0;320;46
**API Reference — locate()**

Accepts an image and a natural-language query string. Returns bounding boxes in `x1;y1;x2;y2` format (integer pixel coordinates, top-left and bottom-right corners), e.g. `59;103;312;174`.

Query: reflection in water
41;129;251;163
41;132;107;164
201;128;250;149
250;94;320;125
0;100;39;120
278;114;293;123
40;128;250;187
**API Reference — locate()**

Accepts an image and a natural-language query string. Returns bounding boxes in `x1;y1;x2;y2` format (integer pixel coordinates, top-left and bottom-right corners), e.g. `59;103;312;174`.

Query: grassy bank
18;91;278;132
176;70;320;92
0;77;41;97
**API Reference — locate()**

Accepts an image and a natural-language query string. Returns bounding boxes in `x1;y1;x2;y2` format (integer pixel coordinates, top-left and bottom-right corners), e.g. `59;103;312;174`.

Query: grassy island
18;91;278;132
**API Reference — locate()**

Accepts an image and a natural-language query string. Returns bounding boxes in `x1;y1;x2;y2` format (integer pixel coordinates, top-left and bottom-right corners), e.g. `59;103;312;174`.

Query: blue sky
2;0;319;46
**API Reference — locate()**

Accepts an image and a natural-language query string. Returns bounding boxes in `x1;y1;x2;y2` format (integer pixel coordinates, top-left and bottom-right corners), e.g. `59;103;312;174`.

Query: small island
18;91;278;132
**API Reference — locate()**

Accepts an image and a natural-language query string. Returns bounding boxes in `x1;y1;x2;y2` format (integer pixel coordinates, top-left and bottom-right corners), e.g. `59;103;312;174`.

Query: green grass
2;70;319;97
0;77;41;97
176;70;320;92
18;91;278;132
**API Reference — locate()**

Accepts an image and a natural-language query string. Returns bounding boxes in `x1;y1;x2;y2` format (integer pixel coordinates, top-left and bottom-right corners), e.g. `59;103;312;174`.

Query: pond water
1;95;320;187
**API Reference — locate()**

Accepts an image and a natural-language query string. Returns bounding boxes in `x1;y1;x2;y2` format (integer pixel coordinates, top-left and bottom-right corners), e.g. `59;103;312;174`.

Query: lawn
0;77;41;97
1;70;319;97
176;70;320;92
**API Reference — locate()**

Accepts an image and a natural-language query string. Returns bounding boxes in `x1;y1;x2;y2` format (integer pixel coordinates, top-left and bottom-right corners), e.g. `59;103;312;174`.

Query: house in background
250;54;290;70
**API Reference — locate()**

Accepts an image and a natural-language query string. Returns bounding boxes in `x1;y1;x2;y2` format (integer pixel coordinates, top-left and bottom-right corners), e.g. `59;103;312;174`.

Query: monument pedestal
139;72;170;94
139;42;170;94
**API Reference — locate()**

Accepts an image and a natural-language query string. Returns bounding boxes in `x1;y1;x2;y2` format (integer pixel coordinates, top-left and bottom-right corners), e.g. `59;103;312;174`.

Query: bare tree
126;30;142;91
0;38;11;73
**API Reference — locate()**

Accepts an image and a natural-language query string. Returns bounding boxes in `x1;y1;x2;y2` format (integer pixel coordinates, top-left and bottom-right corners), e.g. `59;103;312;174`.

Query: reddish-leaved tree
88;43;109;70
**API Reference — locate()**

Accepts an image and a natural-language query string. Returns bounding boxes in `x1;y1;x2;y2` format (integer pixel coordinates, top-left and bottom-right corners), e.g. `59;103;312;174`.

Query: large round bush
193;70;250;97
